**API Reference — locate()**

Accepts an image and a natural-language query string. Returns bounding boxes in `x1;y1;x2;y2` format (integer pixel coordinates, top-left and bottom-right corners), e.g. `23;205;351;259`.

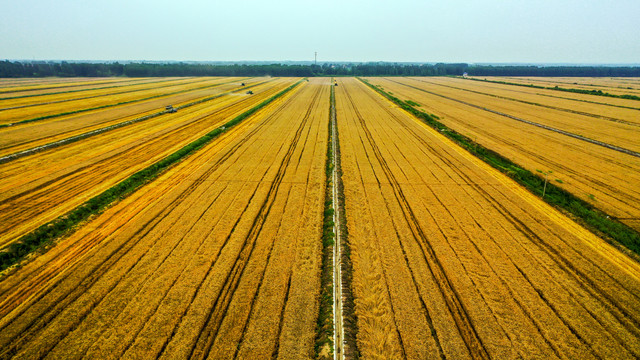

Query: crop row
0;80;303;271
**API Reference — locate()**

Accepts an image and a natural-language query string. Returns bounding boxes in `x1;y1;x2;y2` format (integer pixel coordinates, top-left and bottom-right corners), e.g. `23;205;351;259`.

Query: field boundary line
0;79;305;273
0;79;269;165
314;81;336;359
0;77;193;102
331;82;345;360
405;99;640;282
0;78;158;96
0;78;209;112
358;77;640;259
0;77;250;128
385;78;640;158
460;76;640;101
406;77;640;127
333;81;360;360
315;80;359;360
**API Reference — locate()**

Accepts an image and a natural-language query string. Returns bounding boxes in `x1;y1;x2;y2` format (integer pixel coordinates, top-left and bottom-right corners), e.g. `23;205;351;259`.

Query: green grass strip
0;79;303;272
315;83;335;359
462;77;640;101
359;77;640;257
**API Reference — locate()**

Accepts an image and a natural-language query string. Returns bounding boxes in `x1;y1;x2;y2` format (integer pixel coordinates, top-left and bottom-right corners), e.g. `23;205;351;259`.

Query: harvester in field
165;105;177;113
246;90;254;95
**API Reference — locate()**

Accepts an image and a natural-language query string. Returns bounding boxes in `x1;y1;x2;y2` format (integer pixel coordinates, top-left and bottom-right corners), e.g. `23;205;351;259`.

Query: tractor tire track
186;86;320;360
0;81;288;245
0;83;302;358
342;86;490;359
368;84;640;357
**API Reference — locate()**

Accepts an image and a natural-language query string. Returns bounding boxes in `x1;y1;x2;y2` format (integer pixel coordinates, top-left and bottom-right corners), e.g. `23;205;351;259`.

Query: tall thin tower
315;52;317;65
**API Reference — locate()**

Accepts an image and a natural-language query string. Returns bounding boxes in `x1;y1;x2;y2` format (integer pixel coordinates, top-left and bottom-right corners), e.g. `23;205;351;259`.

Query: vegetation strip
0;79;303;272
333;83;360;359
359;77;640;257
502;76;640;91
315;83;336;359
386;78;640;158
0;79;269;165
331;85;346;360
462;76;640;101
0;77;249;128
533;92;640;111
408;77;639;127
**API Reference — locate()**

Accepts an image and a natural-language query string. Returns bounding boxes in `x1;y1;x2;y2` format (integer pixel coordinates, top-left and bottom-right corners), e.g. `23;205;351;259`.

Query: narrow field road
331;83;345;360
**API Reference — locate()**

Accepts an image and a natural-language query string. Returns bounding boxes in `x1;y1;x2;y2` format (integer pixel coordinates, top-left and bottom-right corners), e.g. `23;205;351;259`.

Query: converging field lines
0;77;639;360
0;79;331;359
335;77;640;359
365;77;640;231
383;78;640;157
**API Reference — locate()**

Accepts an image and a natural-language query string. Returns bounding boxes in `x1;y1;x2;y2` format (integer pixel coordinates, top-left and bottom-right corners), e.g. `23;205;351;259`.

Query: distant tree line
463;65;640;77
0;61;315;77
0;61;125;77
1;60;639;78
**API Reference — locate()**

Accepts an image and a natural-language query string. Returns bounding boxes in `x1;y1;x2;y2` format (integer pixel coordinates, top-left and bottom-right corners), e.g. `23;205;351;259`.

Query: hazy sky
1;0;639;63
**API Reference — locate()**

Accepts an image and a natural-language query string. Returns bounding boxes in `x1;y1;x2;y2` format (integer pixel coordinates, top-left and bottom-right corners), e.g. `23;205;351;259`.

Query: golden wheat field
473;76;640;97
0;76;639;359
365;77;640;231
